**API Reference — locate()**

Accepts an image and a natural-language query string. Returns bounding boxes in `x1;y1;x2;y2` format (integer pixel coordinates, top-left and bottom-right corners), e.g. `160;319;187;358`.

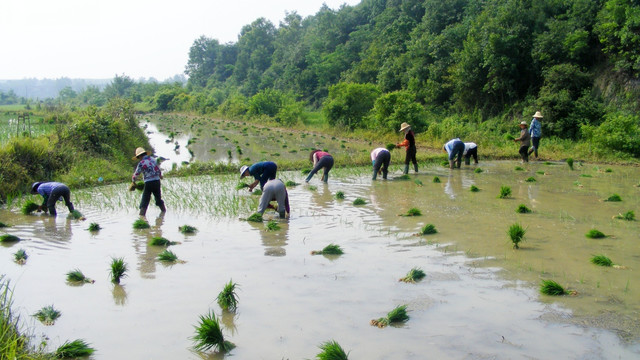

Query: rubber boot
403;165;409;174
159;201;166;213
372;169;378;180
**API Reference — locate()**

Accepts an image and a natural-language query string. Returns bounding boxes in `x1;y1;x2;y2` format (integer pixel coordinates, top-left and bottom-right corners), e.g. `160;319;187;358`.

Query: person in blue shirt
528;111;543;160
443;138;465;169
240;161;277;191
31;182;74;216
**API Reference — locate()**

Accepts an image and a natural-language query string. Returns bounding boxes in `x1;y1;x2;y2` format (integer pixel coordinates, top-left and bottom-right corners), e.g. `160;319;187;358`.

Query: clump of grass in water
498;185;512;199
335;191;345;200
247;213;263;222
149;236;178;246
516;204;532;213
21;200;40;215
70;210;85;220
133;219;150;229
507;223;526;249
311;244;344;255
580;174;592;178
585;229;606;239
87;222;101;232
590;255;613;267
13;249;27;264
157;249;178;262
614;210;635;221
0;221;9;228
540;279;567;296
55;339;95;358
432;176;441;183
33;305;61;325
401;208;421;217
474;168;483;173
566;158;574;170
353;198;366;206
236;182;249;190
308;185;317;191
470;185;480;192
370;305;409;328
396;174;411;180
536;170;545;175
525;177;536;182
0;234;20;243
603;193;622;202
179;225;197;234
217;280;239;311
399;268;426;283
285;180;299;187
192;310;235;353
421;224;437;235
514;166;524;171
252;189;262;196
109;257;128;284
316;340;349;360
66;269;94;284
265;220;280;231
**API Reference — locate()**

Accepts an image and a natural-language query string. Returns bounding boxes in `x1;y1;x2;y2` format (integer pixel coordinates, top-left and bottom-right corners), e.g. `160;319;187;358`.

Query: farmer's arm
248;179;260;191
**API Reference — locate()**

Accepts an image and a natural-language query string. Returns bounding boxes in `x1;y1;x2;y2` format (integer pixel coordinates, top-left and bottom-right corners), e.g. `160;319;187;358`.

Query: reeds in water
133;219;150;229
109;257;128;284
590;255;613;267
370;305;409;328
316;340;349;360
311;244;344;255
399;268;426;283
585;229;606;239
516;204;532;213
539;279;566;296
21;200;40;215
179;225;198;234
0;234;20;243
192;310;235;353
498;185;512;199
66;269;94;284
157;250;178;262
507;223;526;249
33;305;61;325
420;224;437;235
353;198;366;206
217;280;239;312
54;339;95;358
13;249;27;264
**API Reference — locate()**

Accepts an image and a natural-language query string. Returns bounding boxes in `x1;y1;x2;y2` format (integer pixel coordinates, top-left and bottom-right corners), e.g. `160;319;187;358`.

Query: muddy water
1;162;639;359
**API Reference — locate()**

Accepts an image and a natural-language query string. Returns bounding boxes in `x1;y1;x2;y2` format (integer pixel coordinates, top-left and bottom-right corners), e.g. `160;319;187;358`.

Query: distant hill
0;78;110;99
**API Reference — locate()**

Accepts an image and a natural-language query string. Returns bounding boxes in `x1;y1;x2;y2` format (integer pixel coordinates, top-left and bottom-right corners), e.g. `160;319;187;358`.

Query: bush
322;82;381;129
587;112;640;157
370;90;428;133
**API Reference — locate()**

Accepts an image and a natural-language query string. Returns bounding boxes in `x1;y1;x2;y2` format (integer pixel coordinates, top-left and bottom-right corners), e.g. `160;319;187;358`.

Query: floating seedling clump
474;168;483;173
590;255;613;267
400;208;422;217
110;257;128;284
525;177;536;182
515;166;524;171
516;204;532;214
87;223;101;232
566;158;574;170
498;185;512;199
432;176;441;183
604;194;622;202
55;339;95;358
539;279;567;296
585;229;606;239
149;236;178;246
192;310;235;353
311;244;344;255
21;200;40;215
13;249;27;264
66;269;94;284
399;268;426;283
316;340;349;360
179;225;198;234
247;213;263;222
285;180;299;187
217;280;239;312
265;220;280;231
0;234;20;243
420;224;437;235
335;191;345;200
370;305;409;328
614;210;635;221
157;250;179;262
396;174;411;181
507;223;526;249
353;198;366;206
70;210;85;220
132;219;150;229
470;185;480;192
33;305;61;325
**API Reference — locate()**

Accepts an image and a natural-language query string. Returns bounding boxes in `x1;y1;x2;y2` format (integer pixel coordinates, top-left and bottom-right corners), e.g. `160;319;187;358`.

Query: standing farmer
396;122;417;174
240;161;278;191
31;182;75;216
132;147;166;216
528;111;543;160
305;150;334;183
514;121;531;163
443;138;465;169
371;147;391;180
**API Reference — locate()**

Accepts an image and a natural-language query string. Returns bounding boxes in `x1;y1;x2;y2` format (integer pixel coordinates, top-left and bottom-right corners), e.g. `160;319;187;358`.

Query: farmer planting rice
131;147;166;217
371;147;391;180
257;179;290;219
305;150;333;183
396;122;417;174
30;182;75;216
463;142;478;165
240;161;278;191
528;111;543;160
514;121;531;163
443;138;465;169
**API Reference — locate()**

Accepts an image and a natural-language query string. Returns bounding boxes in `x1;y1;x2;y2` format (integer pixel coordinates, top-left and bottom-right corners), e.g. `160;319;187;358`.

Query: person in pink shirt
131;147;166;216
305;150;334;183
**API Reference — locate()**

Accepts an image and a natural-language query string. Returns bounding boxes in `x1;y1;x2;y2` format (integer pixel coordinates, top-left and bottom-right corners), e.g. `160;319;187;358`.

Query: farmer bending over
31;182;74;216
240;161;278;191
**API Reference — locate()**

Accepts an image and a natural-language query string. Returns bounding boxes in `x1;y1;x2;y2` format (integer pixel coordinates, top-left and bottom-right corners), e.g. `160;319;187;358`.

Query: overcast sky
0;0;361;81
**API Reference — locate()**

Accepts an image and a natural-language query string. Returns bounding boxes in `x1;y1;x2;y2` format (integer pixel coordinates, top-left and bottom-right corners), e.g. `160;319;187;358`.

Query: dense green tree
595;0;640;75
370;90;428;133
322;82;381;129
104;74;135;99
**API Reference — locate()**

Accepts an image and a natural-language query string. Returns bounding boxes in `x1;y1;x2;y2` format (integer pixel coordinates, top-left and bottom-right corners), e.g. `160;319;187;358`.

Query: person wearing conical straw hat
131;147;166;217
528;111;543;160
396;122;418;174
513;121;531;163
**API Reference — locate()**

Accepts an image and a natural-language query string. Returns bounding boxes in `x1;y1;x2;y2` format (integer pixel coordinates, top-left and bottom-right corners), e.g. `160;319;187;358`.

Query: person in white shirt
463;142;478;165
370;147;391;180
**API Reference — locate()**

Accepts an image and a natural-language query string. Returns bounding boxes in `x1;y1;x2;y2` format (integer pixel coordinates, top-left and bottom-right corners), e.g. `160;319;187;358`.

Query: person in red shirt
396;122;418;174
305;150;334;183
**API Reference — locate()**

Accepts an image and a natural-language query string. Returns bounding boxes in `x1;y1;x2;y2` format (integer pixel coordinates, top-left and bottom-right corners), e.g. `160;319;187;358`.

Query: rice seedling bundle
335;191;345;200
149;237;178;246
498;185;512;199
401;208;421;217
285;180;299;187
217;280;239;311
396;174;411;180
566;158;574;170
87;223;101;231
66;269;94;284
525;177;536;182
516;204;532;213
590;255;612;267
604;194;622;202
33;305;61;325
503;133;515;141
157;250;178;262
399;268;426;283
539;279;566;296
301;168;311;175
179;225;198;234
247;213;263;222
70;210;85;220
432;176;441;183
353;198;366;206
421;224;437;235
385;143;396;151
55;339;95;358
370;305;409;328
236;182;249;190
514;166;524;171
580;174;592;178
605;168;613;173
0;234;20;243
470;185;480;192
585;229;605;239
21;200;40;215
441;160;450;167
192;310;235;353
311;244;344;255
109;257;128;284
132;219;150;229
316;340;349;360
536;170;545;175
507;223;526;249
266;220;280;231
474;168;483;173
614;210;635;221
252;189;262;196
13;249;27;264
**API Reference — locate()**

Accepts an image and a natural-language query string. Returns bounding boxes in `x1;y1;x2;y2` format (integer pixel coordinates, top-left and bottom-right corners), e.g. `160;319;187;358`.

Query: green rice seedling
109;257;128;284
217;280;239;311
236;182;249;190
604;194;622;202
421;224;437;235
474;168;483;173
21;200;40;215
192;310;235;353
402;208;422;217
503;133;515;141
498;185;512;199
133;181;145;191
605;168;613;173
370;305;409;328
13;249;27;264
33;305;61;325
157;250;178;262
516;204;532;213
525;177;536;182
441;160;449;167
470;185;480;192
335;191;345;200
0;221;8;228
539;279;566;296
285;180;299;187
66;269;94;284
55;339;95;358
301;168;311;175
507;223;526;249
252;189;262;196
87;222;101;232
227;149;232;157
515;166;524;171
179;225;198;234
614;210;635;221
536;170;545;175
316;340;349;360
544;161;553;165
432;176;441;183
590;255;613;267
399;268;426;283
353;198;366;206
133;219;150;229
0;234;20;243
149;236;178;246
311;244;344;255
566;158;574;170
396;174;411;180
386;143;396;151
247;213;263;222
580;174;592;177
70;210;85;220
585;229;606;239
265;220;280;231
414;179;423;187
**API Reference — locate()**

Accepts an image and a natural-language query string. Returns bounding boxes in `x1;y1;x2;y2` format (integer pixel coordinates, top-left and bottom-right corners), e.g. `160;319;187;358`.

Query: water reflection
137;214;166;279
112;284;128;306
248;217;289;257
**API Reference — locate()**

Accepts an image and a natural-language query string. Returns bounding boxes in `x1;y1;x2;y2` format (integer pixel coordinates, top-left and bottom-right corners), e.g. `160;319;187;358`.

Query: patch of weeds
55;339;95;358
179;225;198;234
133;219;150;229
87;222;101;232
265;220;280;231
432;176;441;183
109;257;128;284
370;305;409;328
13;249;27;264
247;213;263;222
566;158;574;170
191;310;235;353
421;224;437;235
540;279;566;296
603;194;622;202
585;229;606;239
353;198;366;206
0;234;20;243
316;340;349;360
470;185;480;192
498;185;512;199
149;236;178;246
474;168;483;173
614;210;635;221
21;200;40;215
507;223;526;249
157;249;178;262
399;268;426;283
525;177;536;182
311;244;344;255
590;255;613;267
516;204;532;213
33;305;61;325
335;191;345;200
66;269;94;284
217;280;239;311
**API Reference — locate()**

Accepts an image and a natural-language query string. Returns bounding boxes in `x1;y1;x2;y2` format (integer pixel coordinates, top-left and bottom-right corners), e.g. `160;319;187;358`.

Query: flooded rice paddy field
1;161;639;359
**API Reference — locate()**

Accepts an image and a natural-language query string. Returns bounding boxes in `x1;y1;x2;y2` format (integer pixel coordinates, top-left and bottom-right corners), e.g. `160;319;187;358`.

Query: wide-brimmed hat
532;111;543;118
519;121;528;126
31;182;41;194
399;122;411;132
133;147;148;160
240;165;249;178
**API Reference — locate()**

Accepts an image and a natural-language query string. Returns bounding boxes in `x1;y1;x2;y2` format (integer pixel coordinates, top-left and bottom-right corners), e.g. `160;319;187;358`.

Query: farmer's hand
129;182;137;191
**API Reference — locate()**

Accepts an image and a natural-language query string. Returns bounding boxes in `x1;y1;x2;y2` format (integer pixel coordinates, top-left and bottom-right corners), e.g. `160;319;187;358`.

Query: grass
87;222;101;231
191;310;235;353
285;180;299;187
614;210;635;221
470;185;480;192
266;220;281;231
0;234;20;243
540;279;566;296
54;339;95;358
66;269;94;283
13;249;27;264
179;225;198;234
604;193;622;202
580;174;592;177
353;198;366;206
311;243;344;255
590;255;613;267
516;204;532;213
157;249;178;262
402;208;422;216
525;176;536;182
399;268;426;283
247;213;263;222
566;158;574;170
370;305;409;328
316;340;349;360
109;257;128;284
33;305;61;325
432;176;441;183
585;229;606;239
132;219;150;229
236;182;249;190
396;174;411;180
414;179;423;186
21;199;40;215
420;224;437;235
217;280;239;312
70;210;85;220
149;236;178;246
498;185;512;199
335;191;345;200
474;168;483;173
507;223;526;249
515;166;524;171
